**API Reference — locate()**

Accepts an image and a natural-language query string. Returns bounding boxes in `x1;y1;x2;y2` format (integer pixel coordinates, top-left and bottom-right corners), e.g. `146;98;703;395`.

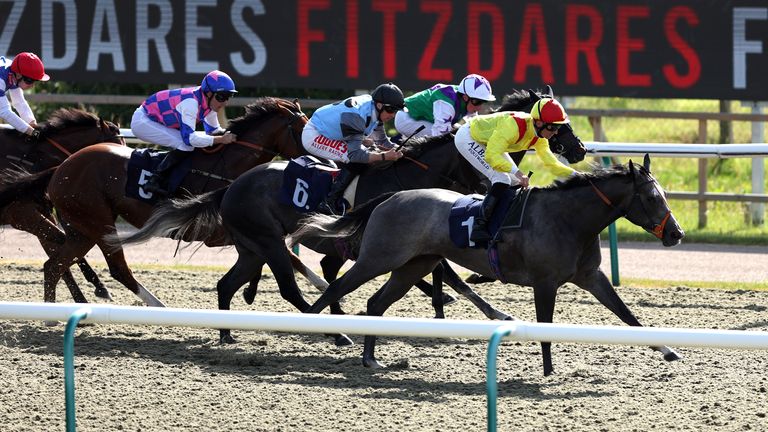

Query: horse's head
622;155;684;246
39;108;125;151
226;97;308;162
496;86;586;164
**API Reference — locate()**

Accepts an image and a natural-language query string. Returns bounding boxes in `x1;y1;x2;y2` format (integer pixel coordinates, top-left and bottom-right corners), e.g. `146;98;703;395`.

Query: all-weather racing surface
0;233;766;430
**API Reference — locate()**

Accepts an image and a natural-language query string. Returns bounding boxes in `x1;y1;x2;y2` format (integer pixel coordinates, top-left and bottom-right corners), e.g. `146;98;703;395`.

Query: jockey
394;74;495;139
0;52;50;140
455;97;578;244
131;70;238;195
302;82;406;213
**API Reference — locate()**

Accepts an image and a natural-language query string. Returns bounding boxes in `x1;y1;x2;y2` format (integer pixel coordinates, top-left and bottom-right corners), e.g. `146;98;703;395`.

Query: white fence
3;302;768;349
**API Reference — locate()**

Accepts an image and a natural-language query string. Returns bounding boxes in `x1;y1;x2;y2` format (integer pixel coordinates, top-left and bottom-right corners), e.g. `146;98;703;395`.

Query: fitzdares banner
1;0;767;99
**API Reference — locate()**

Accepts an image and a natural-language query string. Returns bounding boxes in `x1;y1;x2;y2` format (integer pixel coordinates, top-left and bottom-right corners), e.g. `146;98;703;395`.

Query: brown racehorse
0;97;308;306
0;108;124;299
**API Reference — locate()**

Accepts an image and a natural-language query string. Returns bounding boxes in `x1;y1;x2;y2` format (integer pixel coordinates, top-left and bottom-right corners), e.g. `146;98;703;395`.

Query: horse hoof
441;293;458;306
243;289;256;305
465;273;494;284
44;320;59;327
94;289;113;301
363;358;386;369
664;351;682;362
335;334;354;346
220;335;237;344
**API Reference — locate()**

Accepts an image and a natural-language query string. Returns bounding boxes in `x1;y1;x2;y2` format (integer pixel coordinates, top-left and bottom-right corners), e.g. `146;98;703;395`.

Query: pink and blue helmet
201;70;237;94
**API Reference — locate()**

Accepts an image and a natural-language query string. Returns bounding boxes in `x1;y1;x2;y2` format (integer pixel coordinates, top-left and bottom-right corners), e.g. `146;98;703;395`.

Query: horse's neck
359;143;457;197
538;180;629;241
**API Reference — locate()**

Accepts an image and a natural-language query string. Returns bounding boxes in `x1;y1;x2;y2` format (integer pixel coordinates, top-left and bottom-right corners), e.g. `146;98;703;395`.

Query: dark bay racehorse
111;88;588;343
0;97;308;306
0;108;123;299
292;156;685;376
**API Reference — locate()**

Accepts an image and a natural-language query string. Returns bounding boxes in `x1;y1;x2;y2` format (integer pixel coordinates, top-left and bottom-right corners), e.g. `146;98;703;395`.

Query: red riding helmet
10;52;50;82
530;98;569;124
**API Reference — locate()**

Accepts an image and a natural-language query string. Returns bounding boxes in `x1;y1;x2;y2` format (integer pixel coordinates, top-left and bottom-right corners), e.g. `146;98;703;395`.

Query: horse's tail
0;167;56;210
105;187;229;248
289;192;396;246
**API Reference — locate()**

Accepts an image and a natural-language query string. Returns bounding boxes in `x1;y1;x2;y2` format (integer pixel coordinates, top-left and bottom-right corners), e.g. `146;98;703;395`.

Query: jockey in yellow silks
454;97;577;244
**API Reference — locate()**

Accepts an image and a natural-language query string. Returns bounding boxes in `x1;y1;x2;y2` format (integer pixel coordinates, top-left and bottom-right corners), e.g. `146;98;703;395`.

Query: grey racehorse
292;155;685;376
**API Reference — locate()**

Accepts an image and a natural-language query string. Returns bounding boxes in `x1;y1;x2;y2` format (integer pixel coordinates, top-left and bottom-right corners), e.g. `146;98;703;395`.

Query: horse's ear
628;159;636;176
546;85;554;98
293;98;301;111
527;89;541;101
643;153;651;172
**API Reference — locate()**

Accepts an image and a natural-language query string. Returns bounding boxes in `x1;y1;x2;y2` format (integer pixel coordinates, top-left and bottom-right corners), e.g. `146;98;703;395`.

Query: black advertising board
1;0;767;99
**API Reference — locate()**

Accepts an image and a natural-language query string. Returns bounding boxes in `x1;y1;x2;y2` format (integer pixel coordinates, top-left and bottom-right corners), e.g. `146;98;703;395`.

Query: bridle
203;103;307;159
589;172;671;239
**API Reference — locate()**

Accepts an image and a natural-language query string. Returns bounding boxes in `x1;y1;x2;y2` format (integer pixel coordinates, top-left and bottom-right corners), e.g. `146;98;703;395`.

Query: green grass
516;97;768;245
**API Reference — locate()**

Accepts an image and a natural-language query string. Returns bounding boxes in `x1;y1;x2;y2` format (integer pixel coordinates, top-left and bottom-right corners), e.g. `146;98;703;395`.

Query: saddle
125;148;193;203
449;186;532;249
278;155;340;213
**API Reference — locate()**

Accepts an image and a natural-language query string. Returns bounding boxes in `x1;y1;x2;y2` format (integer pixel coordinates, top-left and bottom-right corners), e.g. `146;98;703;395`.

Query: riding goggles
469;98;487;106
380;104;402;114
20;76;36;85
544;123;562;132
214;92;234;102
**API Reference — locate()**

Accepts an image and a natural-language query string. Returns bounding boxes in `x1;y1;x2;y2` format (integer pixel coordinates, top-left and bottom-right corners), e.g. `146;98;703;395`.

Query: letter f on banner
733;8;767;89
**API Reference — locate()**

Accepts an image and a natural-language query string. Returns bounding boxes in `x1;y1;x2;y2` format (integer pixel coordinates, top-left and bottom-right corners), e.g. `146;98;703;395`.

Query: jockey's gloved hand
25;129;41;143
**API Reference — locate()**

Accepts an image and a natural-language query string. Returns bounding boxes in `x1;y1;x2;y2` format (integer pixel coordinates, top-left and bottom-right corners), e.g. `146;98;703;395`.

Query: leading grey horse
292;155;685;376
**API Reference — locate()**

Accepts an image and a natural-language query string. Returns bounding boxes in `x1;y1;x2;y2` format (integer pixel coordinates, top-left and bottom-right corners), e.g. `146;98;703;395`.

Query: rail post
64;307;91;432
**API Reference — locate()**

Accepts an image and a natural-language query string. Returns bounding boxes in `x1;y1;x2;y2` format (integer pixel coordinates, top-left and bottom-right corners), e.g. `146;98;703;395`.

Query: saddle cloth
278;155;340;212
125;148;192;204
449;187;532;249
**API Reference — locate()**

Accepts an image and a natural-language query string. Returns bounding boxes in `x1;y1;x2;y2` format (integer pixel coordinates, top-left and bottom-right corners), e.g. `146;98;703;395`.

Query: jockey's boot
318;167;354;215
143;149;189;195
470;182;509;245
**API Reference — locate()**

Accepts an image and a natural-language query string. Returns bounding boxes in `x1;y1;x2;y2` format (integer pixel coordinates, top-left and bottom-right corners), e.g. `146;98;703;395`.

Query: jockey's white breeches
454;123;518;186
130;108;192;152
394;111;433;138
301;121;349;163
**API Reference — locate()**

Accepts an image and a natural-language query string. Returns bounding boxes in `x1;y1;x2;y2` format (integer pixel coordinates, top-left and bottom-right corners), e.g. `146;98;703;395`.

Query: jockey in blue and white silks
302;84;406;165
301;83;407;213
0;52;50;137
394;74;495;139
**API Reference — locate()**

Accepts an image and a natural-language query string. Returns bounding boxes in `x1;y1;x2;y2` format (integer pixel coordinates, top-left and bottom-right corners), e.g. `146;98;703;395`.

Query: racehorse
0;97;308;307
0;108;124;299
110;88;587;343
292;155;685;376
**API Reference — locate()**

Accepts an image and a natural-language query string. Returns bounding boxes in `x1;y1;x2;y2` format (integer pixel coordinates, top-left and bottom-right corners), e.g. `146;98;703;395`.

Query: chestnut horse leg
44;221;165;307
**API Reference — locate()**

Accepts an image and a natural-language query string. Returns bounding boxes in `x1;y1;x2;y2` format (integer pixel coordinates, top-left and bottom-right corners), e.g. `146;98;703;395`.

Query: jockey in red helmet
0;52;50;137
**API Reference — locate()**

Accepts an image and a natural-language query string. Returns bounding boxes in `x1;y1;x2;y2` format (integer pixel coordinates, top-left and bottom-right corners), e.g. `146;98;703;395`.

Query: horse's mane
39;108;101;134
400;132;455;159
545;165;633;191
227;97;290;135
495;89;538;112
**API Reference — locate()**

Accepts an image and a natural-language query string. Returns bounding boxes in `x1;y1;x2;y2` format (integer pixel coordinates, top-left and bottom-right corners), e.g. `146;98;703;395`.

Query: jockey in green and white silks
394;74;495;139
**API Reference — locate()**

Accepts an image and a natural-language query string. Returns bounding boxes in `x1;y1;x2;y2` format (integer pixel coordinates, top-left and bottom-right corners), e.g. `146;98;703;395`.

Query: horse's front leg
570;268;681;362
532;281;559;376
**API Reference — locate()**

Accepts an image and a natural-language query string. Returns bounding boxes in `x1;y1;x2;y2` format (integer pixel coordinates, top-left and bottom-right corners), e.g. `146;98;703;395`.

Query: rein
589;177;671;239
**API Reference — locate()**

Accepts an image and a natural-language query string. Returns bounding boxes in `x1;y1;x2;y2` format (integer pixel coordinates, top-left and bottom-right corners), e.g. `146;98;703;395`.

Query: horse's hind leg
75;258;112;300
441;262;514;321
217;250;265;343
319;254;348;315
260;238;352;346
363;256;443;368
571;269;681;362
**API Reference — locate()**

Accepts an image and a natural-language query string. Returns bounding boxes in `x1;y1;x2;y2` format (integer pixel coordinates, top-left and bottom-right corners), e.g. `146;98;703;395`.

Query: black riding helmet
371;83;405;109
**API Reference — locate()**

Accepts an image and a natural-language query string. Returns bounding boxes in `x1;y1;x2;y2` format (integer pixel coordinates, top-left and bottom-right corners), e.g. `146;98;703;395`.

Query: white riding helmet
458;74;496;102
